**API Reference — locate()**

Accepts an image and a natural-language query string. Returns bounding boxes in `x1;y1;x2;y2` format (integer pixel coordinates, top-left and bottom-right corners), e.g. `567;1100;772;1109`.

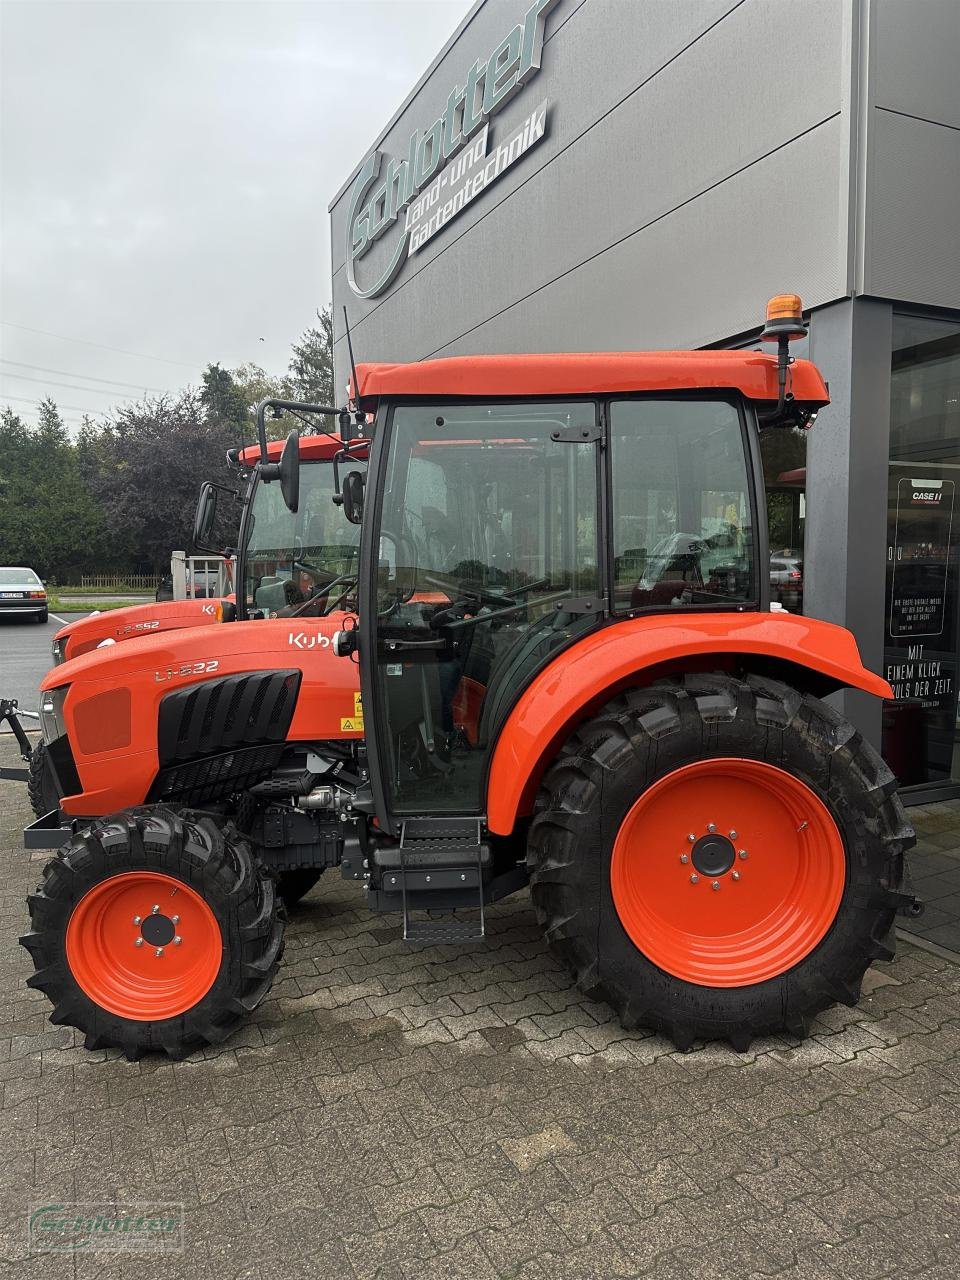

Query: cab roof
239;433;348;466
353;351;829;407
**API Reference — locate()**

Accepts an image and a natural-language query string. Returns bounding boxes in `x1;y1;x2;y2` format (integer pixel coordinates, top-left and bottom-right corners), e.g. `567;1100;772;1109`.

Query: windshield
243;458;362;617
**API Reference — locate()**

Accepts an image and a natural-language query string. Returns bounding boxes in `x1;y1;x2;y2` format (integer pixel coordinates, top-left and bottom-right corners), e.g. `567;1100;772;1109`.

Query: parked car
770;551;803;609
0;567;47;622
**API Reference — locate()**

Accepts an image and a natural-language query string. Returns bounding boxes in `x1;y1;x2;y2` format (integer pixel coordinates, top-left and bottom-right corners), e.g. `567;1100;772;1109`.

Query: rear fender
485;612;890;835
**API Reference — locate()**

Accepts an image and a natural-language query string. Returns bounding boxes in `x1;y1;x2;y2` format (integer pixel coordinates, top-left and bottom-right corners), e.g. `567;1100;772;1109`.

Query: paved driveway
1;734;959;1278
0;613;92;718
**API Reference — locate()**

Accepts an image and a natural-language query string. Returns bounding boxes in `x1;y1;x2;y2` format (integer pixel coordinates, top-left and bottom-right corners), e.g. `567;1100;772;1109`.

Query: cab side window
610;399;756;611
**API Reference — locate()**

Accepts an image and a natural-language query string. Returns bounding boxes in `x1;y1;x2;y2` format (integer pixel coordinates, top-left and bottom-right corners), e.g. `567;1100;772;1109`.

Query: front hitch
0;697;35;781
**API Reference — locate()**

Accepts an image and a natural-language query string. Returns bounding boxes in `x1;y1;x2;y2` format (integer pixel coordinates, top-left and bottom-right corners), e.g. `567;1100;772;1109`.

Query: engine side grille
149;743;285;806
158;670;301;767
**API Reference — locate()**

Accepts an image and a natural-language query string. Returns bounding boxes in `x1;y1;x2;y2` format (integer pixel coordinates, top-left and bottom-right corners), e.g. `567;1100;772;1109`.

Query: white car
0;567;48;622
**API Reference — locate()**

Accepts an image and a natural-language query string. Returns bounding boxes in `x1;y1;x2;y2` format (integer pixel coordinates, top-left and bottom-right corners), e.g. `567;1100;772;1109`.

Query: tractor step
404;915;484;943
397;819;486;942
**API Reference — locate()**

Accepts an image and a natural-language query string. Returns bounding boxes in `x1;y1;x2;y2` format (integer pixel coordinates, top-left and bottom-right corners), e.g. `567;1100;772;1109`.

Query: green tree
0;400;106;580
201;363;249;441
287;305;335;405
85;391;239;571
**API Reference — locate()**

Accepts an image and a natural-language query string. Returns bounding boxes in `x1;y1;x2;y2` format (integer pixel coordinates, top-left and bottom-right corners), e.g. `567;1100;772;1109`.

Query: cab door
357;399;603;834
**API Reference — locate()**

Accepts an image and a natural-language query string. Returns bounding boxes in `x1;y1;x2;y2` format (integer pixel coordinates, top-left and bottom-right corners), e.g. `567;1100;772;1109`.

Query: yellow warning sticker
340;716;364;732
353;691;363;715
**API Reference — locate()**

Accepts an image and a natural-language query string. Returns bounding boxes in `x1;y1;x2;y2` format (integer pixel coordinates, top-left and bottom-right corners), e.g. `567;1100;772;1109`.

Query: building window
882;311;960;787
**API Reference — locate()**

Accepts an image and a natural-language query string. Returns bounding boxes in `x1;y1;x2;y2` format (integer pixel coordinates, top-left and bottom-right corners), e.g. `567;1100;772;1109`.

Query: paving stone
3;740;960;1277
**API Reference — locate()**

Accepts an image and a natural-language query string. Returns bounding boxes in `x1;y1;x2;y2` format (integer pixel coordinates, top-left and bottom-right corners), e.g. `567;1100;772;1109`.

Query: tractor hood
53;597;230;662
42;613;363;816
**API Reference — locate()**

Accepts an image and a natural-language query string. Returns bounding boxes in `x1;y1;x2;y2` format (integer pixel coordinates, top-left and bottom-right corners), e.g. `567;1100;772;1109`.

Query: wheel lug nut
132;915;141;925
173;936;182;945
729;830;738;840
690;874;699;884
732;871;741;881
712;881;720;891
151;905;160;914
155;948;164;957
687;833;696;843
707;823;716;833
680;854;689;864
171;915;180;925
739;849;748;860
134;938;143;948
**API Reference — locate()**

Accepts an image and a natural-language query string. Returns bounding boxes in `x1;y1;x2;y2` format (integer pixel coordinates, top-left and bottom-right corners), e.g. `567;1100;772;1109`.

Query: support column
805;296;892;747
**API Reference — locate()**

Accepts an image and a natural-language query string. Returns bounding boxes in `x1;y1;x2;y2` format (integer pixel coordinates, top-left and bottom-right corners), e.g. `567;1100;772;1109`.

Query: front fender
485;612;890;835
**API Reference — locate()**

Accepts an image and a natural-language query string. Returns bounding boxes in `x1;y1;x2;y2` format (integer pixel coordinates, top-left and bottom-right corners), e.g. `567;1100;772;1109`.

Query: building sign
346;0;558;299
883;467;960;783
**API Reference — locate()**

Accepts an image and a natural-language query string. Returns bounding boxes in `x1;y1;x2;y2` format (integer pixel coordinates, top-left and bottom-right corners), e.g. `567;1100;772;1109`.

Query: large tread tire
20;807;285;1060
527;672;915;1051
27;742;59;819
276;868;323;907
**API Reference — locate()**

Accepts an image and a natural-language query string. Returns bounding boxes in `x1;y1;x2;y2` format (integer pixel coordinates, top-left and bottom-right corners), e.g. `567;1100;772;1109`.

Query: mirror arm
254;398;342;465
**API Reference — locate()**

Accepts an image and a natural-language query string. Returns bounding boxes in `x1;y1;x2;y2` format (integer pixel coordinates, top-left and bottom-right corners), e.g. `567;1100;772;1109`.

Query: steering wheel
282;569;358;618
421;572;509;610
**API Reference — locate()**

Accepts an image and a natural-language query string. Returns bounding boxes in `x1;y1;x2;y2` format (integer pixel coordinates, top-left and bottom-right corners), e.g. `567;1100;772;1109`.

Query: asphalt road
0;612;93;721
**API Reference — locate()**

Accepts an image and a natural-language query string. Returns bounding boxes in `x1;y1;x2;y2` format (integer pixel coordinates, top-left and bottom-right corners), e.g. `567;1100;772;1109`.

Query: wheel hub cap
691;833;736;878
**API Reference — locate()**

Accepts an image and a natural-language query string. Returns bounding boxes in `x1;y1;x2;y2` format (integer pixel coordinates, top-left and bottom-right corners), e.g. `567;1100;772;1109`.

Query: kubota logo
288;631;331;650
346;0;556;298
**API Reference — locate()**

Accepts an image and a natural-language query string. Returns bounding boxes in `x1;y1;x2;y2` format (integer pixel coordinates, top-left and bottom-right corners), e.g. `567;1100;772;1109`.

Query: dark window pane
883;313;960;786
610;399;755;611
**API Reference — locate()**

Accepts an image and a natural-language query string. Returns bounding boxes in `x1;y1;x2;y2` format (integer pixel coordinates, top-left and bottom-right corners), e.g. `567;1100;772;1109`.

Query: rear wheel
20;807;284;1059
27;742;59;818
528;673;914;1050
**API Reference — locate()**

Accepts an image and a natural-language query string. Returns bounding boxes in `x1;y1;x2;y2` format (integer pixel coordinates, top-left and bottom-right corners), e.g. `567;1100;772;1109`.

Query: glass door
362;399;601;821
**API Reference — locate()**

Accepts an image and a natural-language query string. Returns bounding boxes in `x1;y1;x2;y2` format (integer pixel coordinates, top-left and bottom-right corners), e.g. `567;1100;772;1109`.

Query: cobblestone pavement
902;803;960;954
2;736;960;1279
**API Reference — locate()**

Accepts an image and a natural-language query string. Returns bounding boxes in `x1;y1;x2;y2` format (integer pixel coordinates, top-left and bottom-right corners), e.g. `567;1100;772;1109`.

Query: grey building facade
330;0;960;799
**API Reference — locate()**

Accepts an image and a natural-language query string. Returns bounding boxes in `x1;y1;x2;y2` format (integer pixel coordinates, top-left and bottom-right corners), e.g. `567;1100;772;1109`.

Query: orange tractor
20;297;917;1057
5;419;362;832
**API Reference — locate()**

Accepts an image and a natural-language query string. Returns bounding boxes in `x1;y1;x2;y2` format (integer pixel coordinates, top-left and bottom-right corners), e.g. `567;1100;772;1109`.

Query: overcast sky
0;0;472;430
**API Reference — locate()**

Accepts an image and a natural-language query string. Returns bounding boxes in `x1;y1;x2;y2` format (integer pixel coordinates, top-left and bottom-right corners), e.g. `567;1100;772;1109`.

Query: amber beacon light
760;293;807;342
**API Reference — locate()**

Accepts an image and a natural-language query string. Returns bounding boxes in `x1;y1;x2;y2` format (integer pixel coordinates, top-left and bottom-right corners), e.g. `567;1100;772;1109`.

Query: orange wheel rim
610;759;846;987
66;872;222;1020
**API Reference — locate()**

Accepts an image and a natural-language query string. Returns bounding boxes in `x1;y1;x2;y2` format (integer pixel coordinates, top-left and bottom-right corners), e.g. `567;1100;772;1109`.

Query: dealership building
330;0;960;803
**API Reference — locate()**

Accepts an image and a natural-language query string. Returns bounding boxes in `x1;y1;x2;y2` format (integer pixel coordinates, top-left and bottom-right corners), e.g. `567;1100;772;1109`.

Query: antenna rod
343;306;360;407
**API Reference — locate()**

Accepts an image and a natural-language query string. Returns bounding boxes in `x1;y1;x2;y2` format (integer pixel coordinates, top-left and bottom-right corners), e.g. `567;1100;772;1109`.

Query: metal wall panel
331;0;848;386
872;0;960;130
861;0;960;306
864;108;960;309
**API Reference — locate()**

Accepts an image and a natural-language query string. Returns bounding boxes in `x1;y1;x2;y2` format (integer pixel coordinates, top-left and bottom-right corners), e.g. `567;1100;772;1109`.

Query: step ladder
397;818;486;943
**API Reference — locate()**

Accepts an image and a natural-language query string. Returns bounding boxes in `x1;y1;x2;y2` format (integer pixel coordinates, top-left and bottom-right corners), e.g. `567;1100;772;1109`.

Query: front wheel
528;673;914;1051
27;742;59;818
21;807;284;1059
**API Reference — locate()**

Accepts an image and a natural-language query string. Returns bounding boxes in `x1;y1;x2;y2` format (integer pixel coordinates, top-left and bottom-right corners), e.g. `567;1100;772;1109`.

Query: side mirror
342;470;365;524
193;482;219;551
279;431;299;514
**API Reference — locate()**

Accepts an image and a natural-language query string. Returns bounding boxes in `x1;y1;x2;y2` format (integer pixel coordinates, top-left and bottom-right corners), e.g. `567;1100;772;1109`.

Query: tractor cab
346;340;825;837
235;433;364;621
